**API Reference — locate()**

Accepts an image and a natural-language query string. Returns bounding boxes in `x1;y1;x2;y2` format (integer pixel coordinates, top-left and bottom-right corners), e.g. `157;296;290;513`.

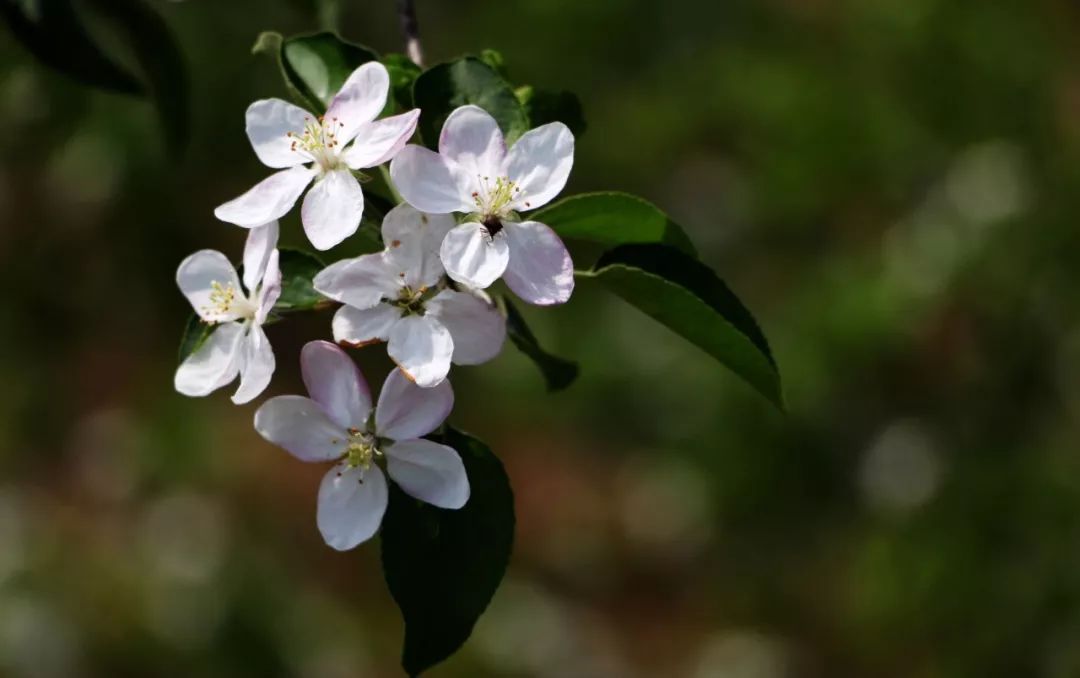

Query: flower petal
232;323;275;405
245;98;312;168
214;165;315;228
301;169;364;251
300;340;372;430
332;304;401;346
503;220;575;305
390;145;474;214
387;314;454;389
313;253;397;309
253;395;348;462
317;464;387;551
343;109;420;169
375;362;454;440
255;249;282;325
504;122;574;211
426;289;506;365
325;61;390;144
177;250;244;322
384;439;469;509
174;322;244;397
439;221;510;289
439;104;506;178
381;203;453;289
242;220;279;293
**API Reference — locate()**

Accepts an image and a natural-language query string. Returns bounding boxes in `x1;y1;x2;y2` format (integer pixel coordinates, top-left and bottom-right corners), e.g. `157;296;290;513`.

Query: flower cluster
174;62;575;549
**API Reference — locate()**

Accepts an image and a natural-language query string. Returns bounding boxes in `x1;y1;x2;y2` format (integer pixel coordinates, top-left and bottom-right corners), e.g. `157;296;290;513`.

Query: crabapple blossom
214;62;420;251
313;203;506;388
254;341;469;551
389;104;575;305
175;220;282;404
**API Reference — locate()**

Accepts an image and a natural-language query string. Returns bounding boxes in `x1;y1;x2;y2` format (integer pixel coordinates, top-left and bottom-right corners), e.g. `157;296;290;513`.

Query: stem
317;0;341;31
395;0;424;66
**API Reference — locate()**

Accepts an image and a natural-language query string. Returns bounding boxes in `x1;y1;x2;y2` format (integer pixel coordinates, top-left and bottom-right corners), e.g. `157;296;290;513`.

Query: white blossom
215;62;420;251
175;221;281;404
390;105;576;305
313;203;506;388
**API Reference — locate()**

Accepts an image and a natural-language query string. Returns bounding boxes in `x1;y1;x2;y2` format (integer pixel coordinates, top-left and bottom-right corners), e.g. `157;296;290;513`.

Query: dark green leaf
582;244;783;408
533;192;698;257
0;0;143;94
86;0;189;153
478;48;508;79
382;427;515;677
382;53;421;110
497;295;578;391
412;57;529;148
177;313;213;363
275;248;326;313
516;85;586;137
255;31;378;112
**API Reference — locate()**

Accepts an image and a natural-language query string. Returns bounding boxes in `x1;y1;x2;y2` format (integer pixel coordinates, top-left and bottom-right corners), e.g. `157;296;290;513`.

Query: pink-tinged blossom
254;341;469;550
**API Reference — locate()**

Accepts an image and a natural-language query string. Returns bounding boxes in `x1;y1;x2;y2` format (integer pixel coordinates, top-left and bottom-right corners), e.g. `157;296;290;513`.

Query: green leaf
412;57;529;148
86;0;189;153
0;0;143;95
177;313;213;363
533;192;698;257
497;295;578;391
516;85;586;137
275;248;326;313
255;31;378;112
382;53;421;110
582;244;783;408
381;427;515;677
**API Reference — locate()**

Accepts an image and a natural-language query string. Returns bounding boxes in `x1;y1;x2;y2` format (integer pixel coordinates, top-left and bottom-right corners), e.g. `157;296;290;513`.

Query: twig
395;0;424;66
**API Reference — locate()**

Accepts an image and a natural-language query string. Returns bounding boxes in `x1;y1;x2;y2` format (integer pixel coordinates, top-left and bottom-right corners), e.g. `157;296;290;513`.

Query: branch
395;0;423;66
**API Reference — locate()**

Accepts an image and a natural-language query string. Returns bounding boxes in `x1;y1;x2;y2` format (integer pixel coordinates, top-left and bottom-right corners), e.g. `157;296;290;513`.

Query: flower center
390;285;428;316
202;281;255;321
344;429;379;470
471;175;520;220
288;116;345;171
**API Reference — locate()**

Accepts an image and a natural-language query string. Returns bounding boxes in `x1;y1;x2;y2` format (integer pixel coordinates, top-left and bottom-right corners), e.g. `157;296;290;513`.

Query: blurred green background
3;0;1080;676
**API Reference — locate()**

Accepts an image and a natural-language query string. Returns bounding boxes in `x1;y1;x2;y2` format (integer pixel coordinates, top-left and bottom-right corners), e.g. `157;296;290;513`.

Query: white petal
242;220;279;292
317;464;387;551
384;439;469;509
390;145;474;214
381;203;453;289
438;105;506;178
439;221;509;289
343;109;420;169
214;166;315;228
426;289;506;365
301;169;364;251
325;61;390;144
253;395;348;462
332;304;401;346
232;323;275;404
375;362;454;440
245;98;312;169
176;250;244;322
300;340;372;430
255;249;282;325
503;221;575;305
386;314;454;389
174;322;244;397
504;122;574;211
313;253;397;309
